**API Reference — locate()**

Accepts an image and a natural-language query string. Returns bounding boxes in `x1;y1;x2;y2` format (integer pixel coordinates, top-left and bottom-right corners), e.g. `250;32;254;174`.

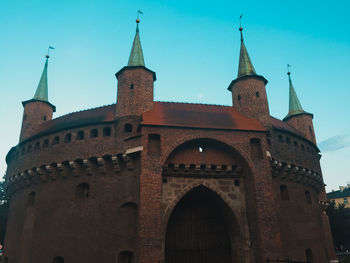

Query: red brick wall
284;114;316;144
20;101;54;142
230;76;270;126
116;67;155;117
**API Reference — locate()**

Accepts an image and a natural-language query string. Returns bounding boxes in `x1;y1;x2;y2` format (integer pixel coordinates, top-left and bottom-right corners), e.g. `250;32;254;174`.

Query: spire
237;25;256;78
128;18;145;67
286;70;306;117
33;55;49;102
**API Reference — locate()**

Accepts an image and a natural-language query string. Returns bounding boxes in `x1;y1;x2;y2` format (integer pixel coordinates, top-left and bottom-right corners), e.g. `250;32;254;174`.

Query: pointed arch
164;185;243;263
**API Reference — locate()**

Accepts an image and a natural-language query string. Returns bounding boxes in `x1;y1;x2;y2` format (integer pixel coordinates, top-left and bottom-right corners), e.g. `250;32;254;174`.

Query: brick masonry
3;65;336;263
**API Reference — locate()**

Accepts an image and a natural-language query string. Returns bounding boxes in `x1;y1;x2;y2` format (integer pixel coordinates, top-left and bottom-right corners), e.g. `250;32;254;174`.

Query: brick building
3;20;337;263
327;185;350;208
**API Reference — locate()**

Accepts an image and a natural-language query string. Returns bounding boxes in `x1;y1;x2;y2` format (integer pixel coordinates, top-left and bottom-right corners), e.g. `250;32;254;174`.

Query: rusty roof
269;116;303;136
141;102;266;131
30;104;115;139
22;102;314;143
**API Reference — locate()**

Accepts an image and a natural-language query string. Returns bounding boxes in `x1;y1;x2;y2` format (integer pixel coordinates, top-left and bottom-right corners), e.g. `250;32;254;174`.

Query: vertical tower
19;55;56;142
283;70;316;143
115;19;156;117
228;25;270;125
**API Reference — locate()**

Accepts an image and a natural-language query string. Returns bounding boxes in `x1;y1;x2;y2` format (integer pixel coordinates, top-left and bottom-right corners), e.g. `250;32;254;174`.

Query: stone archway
165;185;240;263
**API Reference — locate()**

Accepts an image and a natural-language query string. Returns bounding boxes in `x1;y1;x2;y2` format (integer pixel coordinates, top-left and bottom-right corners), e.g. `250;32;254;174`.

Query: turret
283;70;316;144
228;24;270;126
19;54;56;142
115;18;156;117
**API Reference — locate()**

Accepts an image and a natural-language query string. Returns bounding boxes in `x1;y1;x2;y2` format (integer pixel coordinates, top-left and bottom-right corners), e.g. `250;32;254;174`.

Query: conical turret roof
237;28;256;78
33;57;49;101
128;20;145;67
284;72;312;120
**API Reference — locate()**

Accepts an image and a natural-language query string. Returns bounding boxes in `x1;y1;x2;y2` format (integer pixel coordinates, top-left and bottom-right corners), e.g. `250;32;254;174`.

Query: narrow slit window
103;127;111;137
280;185;289;201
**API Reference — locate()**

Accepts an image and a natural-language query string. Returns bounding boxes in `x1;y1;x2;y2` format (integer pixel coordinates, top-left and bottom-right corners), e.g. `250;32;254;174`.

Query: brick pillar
137;152;163;263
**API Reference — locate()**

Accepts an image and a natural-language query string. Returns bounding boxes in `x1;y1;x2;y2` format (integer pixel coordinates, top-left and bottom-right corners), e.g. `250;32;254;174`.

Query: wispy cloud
318;134;350;152
197;93;204;100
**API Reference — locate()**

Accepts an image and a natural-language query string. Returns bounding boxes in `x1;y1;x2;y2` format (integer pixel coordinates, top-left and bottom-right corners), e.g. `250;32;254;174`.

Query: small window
344;198;348;205
136;126;141;132
43;116;47;121
124;124;132;133
35;142;40;150
286;137;291;144
305;249;313;263
234;179;240;186
307;147;310;152
198;146;204;153
301;144;305;151
278;135;284;142
53;256;64;263
90;129;98;138
77;131;84;140
267;139;271;145
280;185;289;201
43;139;49;148
24;114;27;120
118;251;134;263
294;141;298;148
148;134;161;156
305;190;312;204
27;145;32;153
130;84;134;90
64;133;72;143
238;95;241;101
309;126;313;134
28;191;36;206
256;91;259;97
103;127;111;137
250;138;263;159
53;136;60;145
76;183;89;199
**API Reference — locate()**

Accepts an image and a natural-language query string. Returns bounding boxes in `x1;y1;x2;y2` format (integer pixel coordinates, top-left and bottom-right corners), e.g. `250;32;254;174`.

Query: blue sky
0;0;349;191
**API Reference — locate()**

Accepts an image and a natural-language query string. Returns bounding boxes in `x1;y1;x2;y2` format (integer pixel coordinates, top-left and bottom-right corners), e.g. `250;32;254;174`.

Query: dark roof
24;102;312;142
32;104;115;138
141;102;266;131
270;116;303;136
327;188;350;199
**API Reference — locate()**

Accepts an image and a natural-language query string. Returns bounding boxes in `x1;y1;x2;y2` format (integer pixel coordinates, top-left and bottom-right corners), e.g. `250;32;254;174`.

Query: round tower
20;55;56;142
283;70;316;144
228;26;270;126
115;19;156;117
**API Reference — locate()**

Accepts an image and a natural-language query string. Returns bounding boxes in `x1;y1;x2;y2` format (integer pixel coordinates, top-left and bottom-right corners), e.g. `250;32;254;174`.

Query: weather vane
287;64;291;75
137;10;143;20
46;46;55;58
239;14;243;29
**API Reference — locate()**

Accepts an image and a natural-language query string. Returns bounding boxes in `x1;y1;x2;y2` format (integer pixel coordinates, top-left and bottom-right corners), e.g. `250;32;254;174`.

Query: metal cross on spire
46;46;55;58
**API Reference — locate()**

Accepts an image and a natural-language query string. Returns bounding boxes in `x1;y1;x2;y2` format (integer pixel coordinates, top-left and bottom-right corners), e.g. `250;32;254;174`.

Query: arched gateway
165;185;237;263
162;138;251;263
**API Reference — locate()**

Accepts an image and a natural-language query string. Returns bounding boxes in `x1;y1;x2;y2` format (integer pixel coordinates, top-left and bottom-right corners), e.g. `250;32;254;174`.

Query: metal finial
239;14;243;42
46;46;55;58
287;64;291;76
136;10;143;31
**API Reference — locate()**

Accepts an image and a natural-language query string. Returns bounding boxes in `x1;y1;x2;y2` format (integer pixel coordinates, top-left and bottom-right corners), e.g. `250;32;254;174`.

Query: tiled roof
141;102;266;131
32;104;115;137
269;116;303;136
327;188;350;199
26;102;312;141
